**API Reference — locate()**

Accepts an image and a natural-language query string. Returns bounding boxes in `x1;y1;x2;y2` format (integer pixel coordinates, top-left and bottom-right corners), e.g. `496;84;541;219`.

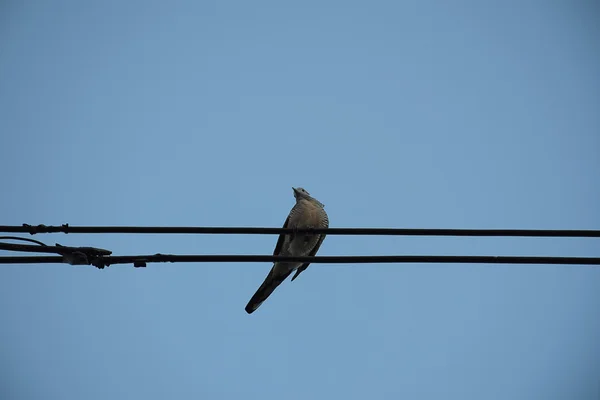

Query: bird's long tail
245;265;292;314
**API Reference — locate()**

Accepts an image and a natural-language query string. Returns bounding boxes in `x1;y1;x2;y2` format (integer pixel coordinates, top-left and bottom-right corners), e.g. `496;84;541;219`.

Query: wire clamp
55;243;112;267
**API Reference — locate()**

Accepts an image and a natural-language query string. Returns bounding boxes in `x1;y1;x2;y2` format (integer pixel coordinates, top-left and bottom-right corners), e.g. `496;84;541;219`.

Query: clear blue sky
1;1;599;399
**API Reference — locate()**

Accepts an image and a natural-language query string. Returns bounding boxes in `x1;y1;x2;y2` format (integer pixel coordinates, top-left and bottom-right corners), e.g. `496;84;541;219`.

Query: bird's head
292;187;311;200
292;187;324;207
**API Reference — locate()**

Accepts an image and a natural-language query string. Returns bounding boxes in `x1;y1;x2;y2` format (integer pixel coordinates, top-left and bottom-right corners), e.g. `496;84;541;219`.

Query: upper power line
1;224;599;237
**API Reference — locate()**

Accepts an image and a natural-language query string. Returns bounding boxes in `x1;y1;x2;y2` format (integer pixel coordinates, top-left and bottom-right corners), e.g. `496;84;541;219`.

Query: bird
245;187;329;314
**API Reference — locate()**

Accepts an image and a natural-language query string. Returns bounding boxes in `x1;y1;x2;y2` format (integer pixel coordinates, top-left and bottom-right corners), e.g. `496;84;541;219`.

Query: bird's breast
294;200;326;228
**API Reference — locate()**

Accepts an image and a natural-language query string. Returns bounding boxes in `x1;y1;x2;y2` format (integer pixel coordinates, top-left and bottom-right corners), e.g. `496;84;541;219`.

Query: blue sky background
1;1;599;399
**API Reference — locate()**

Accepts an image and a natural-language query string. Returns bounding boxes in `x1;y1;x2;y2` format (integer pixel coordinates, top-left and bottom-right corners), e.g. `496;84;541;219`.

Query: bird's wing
272;215;290;256
290;233;325;282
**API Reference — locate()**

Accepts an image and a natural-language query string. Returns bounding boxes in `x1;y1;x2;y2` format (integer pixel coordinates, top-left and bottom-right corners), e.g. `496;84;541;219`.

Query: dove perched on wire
245;187;329;314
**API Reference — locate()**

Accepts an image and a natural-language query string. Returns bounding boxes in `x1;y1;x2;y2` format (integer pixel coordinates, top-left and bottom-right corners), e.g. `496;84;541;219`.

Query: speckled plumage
245;187;329;314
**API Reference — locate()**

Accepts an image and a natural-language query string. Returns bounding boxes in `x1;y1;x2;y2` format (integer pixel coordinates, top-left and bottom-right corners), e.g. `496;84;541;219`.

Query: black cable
0;241;107;255
0;240;112;266
1;254;599;267
2;225;597;268
2;224;599;237
0;236;47;246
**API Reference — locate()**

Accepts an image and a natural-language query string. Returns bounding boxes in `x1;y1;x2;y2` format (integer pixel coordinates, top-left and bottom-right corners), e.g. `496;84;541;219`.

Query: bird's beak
292;187;298;194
